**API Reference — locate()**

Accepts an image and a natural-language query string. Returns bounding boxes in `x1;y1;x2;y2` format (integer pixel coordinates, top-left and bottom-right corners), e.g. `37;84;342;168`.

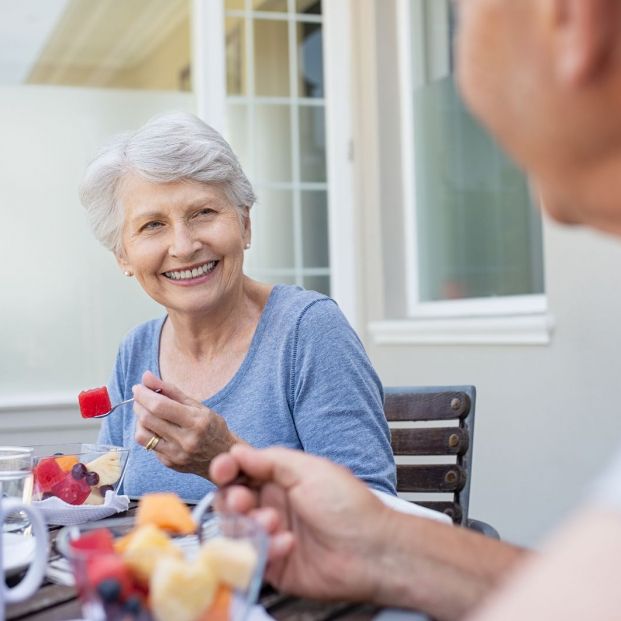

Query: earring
244;242;251;249
124;271;133;277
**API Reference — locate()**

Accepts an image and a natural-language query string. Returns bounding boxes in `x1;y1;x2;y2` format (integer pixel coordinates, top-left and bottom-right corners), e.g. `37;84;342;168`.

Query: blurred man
210;1;621;620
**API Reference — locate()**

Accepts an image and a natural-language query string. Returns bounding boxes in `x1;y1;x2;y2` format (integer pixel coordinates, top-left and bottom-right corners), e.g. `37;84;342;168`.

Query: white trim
413;294;547;319
369;313;555;346
323;0;358;328
396;0;420;315
0;392;80;412
192;0;227;132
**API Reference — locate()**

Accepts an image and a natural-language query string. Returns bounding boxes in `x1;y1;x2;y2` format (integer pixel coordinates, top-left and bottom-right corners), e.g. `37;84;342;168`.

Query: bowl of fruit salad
31;444;129;506
56;493;268;621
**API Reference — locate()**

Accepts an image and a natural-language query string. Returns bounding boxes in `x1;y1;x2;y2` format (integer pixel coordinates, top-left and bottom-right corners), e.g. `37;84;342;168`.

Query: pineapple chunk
197;537;258;590
86;451;122;486
150;557;218;621
122;524;182;585
84;490;105;505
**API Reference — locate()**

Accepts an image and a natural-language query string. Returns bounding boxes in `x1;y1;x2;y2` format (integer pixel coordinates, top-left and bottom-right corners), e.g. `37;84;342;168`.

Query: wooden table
6;506;388;621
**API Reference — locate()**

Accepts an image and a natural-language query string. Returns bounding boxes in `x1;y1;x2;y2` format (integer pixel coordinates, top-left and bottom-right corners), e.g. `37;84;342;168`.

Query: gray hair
79;112;256;253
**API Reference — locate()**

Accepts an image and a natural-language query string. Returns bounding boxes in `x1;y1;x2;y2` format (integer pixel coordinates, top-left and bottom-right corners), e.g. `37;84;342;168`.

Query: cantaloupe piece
55;455;79;472
198;584;232;621
135;492;196;535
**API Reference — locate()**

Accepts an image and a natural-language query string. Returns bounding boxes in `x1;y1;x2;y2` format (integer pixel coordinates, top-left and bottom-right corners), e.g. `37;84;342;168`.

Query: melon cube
34;457;65;493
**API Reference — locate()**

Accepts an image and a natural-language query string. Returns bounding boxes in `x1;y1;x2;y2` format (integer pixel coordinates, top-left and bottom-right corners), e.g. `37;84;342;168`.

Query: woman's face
116;174;250;316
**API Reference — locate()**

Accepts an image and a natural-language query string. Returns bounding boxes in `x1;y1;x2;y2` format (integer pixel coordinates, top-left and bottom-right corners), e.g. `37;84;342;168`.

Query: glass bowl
31;444;129;506
56;512;268;621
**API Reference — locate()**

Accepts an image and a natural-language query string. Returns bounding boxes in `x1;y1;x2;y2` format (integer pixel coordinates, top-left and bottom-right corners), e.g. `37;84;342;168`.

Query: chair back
384;385;476;525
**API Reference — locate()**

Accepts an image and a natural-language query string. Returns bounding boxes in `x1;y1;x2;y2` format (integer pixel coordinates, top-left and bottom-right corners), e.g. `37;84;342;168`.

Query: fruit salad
32;444;128;505
58;493;265;621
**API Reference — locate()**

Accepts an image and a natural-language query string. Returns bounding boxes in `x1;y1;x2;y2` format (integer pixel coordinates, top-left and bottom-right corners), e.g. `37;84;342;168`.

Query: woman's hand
133;370;243;478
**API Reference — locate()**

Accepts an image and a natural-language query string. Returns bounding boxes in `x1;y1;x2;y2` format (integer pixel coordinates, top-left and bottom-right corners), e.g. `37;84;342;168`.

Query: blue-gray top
99;284;397;500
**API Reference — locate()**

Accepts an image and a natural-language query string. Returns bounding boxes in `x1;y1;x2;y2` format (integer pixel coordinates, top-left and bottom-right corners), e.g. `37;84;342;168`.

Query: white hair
79;112;256;253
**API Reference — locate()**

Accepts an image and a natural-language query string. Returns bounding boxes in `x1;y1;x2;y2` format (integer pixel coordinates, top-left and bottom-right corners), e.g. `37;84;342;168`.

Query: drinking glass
0;447;34;534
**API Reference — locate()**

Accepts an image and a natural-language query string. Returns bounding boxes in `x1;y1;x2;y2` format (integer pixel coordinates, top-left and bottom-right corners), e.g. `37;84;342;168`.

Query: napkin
33;490;130;525
372;490;453;525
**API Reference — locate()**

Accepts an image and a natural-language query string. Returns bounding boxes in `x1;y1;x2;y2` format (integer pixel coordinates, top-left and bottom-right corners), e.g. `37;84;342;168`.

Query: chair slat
384;391;470;422
390;427;469;456
396;464;467;492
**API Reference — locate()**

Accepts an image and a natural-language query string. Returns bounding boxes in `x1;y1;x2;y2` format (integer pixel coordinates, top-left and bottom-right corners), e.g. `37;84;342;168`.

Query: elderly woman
80;112;395;500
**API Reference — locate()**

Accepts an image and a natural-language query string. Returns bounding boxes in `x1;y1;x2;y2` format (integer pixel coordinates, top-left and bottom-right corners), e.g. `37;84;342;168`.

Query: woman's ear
553;0;619;85
241;207;251;247
115;252;132;277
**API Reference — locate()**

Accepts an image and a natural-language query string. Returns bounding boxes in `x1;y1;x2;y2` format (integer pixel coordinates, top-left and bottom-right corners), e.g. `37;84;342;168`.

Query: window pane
254;104;292;181
410;0;544;303
297;21;323;97
250;189;295;269
303;275;330;296
253;0;288;11
254;19;290;96
301;191;329;268
226;17;246;96
296;0;322;15
226;103;250;173
299;106;326;182
226;0;245;9
21;0;191;91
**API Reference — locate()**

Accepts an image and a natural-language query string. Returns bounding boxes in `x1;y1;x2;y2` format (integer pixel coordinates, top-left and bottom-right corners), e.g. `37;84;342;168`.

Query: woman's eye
195;208;215;218
141;221;163;232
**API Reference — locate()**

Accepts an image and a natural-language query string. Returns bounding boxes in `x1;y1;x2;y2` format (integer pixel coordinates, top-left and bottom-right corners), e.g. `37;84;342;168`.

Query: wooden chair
384;385;498;536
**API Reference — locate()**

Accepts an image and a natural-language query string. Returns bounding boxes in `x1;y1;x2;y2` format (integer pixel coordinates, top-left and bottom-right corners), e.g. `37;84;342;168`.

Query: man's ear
553;0;619;85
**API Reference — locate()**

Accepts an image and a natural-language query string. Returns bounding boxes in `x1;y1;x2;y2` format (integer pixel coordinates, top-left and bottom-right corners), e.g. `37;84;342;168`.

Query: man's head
456;0;621;235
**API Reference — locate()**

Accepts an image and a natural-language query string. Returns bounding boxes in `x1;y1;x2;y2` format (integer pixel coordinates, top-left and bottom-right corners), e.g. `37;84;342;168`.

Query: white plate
3;532;36;577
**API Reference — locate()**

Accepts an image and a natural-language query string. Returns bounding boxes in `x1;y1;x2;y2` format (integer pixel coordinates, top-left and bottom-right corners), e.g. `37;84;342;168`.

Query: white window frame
368;0;553;345
193;0;359;330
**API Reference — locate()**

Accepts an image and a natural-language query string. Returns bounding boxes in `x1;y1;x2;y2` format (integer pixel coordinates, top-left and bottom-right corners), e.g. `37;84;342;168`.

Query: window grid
225;0;328;292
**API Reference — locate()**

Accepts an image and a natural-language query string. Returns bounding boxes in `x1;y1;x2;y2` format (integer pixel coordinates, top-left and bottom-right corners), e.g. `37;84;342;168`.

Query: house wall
0;86;193;445
350;0;621;546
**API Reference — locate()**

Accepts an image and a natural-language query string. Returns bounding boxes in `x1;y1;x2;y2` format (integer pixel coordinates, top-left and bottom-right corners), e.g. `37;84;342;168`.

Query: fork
94;388;163;418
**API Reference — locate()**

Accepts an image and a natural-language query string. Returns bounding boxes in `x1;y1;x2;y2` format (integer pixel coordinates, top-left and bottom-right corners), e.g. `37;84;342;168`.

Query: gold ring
145;435;161;451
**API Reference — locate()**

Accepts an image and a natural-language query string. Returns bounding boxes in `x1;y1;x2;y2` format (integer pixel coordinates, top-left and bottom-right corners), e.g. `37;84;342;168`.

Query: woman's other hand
133;370;243;478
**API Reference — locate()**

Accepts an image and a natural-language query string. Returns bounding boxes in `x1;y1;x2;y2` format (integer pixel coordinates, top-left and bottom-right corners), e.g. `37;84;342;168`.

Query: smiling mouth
163;260;218;281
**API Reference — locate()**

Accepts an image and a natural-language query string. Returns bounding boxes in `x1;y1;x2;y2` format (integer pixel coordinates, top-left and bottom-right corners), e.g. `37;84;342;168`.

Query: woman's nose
168;225;201;258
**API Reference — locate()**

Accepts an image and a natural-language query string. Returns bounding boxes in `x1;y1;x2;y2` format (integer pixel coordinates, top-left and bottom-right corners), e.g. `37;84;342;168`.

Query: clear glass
296;0;322;14
0;447;34;534
15;0;192;91
254;104;292;181
301;191;329;268
249;188;295;269
226;17;246;96
303;275;330;295
252;0;288;11
227;103;250;172
297;21;323;97
299;106;326;182
31;444;129;505
409;0;544;302
57;513;268;621
254;19;290;96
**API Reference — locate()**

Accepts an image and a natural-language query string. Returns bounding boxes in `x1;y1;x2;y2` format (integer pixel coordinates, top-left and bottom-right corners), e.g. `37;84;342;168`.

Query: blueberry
99;485;114;496
71;463;87;480
85;471;100;486
123;595;142;616
42;492;53;500
53;452;64;456
96;578;121;603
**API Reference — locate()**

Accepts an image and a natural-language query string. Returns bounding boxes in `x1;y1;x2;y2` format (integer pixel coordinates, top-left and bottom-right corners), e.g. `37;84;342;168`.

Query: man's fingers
210;452;241;486
229;444;330;490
